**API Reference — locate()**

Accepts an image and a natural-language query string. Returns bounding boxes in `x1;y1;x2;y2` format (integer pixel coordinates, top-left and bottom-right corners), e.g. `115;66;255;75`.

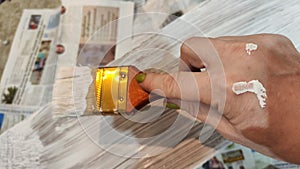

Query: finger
179;38;205;71
179;37;222;71
165;99;238;140
166;99;209;121
138;71;212;105
179;37;205;71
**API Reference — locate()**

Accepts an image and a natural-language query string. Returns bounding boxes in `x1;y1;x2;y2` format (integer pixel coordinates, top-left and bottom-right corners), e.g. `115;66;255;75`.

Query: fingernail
136;73;146;83
166;102;180;109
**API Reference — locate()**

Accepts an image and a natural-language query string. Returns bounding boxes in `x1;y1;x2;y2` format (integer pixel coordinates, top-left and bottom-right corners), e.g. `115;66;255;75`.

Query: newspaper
0;1;134;133
1;0;299;168
195;142;300;169
0;9;61;107
0;104;36;134
58;0;134;66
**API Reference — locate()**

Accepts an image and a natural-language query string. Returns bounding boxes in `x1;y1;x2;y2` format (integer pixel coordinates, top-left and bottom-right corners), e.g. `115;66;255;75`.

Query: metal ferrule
95;66;128;114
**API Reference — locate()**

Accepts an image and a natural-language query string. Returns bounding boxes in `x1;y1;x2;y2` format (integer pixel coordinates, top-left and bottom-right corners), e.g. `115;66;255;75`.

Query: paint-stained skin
1;0;300;168
139;34;300;164
245;43;258;55
232;80;267;108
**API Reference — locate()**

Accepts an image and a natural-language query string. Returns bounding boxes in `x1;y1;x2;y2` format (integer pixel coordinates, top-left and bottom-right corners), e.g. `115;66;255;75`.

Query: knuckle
259;34;293;49
268;34;290;43
207;38;226;55
181;37;198;53
162;74;178;98
183;37;198;45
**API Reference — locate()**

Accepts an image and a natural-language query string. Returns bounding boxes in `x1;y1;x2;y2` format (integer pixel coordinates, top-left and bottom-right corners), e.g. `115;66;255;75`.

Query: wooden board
1;0;300;168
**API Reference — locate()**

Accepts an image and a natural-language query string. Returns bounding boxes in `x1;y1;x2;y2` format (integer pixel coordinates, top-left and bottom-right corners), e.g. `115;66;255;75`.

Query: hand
136;34;300;164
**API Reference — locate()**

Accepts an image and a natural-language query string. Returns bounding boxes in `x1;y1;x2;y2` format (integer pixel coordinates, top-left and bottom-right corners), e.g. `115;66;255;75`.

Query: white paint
1;0;300;167
245;43;258;55
0;113;46;169
232;80;267;108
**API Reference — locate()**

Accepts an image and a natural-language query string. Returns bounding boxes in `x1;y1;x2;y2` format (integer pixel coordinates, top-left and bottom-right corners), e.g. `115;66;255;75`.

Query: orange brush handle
126;66;149;113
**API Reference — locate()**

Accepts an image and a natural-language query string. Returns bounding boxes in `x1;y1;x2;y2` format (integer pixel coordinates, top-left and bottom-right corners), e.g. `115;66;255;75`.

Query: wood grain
1;0;300;168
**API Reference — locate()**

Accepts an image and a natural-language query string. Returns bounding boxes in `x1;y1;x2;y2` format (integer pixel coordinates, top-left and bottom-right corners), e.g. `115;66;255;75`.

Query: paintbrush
87;66;150;115
52;65;154;117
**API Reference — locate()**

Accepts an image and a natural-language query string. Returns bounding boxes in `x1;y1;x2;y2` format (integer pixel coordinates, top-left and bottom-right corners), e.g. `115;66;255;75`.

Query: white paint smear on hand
246;43;258;55
232;80;267;108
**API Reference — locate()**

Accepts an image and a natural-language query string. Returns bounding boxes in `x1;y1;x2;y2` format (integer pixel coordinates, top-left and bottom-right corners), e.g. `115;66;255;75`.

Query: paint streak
246;43;258;55
232;80;267;108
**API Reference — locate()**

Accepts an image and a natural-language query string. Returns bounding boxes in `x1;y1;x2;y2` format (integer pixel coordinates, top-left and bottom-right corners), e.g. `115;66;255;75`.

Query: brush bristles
52;67;94;117
84;68;99;115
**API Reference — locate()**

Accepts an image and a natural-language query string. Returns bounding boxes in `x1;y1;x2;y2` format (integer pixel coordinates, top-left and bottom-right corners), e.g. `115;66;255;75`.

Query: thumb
136;71;212;105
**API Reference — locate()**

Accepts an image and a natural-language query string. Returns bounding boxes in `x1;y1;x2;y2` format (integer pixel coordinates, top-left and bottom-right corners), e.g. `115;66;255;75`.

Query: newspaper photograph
196;142;300;169
30;40;52;84
0;104;36;134
0;0;134;132
58;0;134;66
77;6;119;66
0;9;61;107
28;15;42;30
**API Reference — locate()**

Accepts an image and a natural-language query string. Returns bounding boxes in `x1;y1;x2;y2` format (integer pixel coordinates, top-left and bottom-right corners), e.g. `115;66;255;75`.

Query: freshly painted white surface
1;0;300;168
